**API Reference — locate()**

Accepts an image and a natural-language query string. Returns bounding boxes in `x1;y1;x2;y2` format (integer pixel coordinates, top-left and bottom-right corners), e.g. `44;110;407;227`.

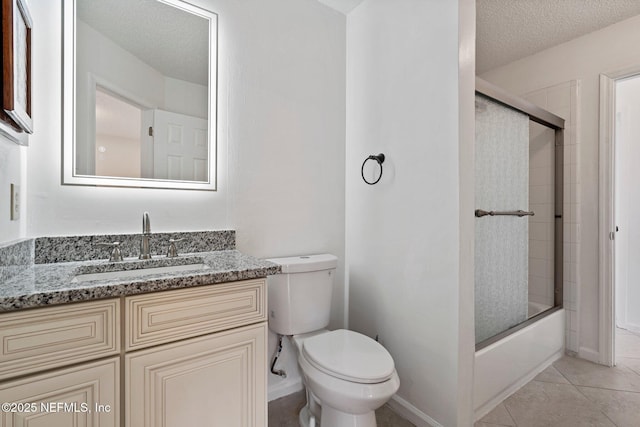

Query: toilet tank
266;254;337;336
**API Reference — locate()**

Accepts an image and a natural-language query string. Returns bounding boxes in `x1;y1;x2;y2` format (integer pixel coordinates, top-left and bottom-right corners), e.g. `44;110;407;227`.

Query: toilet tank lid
266;254;337;273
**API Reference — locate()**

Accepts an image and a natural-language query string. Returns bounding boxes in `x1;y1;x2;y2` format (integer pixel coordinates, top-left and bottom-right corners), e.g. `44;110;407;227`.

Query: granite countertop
0;250;281;312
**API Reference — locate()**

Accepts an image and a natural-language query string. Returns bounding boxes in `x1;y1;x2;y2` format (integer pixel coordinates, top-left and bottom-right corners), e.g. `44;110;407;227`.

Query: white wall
29;0;345;241
28;0;346;399
346;0;474;425
615;76;640;334
95;135;141;178
164;77;207;119
457;0;476;423
481;14;640;362
0;139;27;243
217;0;346;397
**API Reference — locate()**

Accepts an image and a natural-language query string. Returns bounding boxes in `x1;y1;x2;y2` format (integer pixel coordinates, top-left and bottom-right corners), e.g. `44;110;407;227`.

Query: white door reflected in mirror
93;88;208;182
151;110;208;182
62;0;218;190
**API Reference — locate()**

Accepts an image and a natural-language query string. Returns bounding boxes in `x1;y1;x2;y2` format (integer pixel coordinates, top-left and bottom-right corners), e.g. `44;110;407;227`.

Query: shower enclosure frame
475;78;565;350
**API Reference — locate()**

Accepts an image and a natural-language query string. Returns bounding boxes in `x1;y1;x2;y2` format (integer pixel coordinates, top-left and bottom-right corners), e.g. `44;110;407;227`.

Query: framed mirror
0;0;32;146
62;0;217;190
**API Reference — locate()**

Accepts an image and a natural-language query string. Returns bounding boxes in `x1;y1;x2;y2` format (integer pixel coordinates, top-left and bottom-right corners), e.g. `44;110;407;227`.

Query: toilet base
321;405;376;427
299;403;377;427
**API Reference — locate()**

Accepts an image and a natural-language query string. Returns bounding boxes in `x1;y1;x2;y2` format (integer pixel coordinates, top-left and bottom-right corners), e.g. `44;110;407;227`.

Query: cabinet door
0;358;119;427
126;322;267;427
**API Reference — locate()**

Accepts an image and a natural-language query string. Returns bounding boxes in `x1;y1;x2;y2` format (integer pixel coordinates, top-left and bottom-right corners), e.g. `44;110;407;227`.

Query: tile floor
269;329;640;426
476;328;640;427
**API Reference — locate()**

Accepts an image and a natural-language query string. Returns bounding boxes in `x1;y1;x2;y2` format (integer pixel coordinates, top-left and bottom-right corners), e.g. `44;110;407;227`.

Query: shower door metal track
475;77;565;351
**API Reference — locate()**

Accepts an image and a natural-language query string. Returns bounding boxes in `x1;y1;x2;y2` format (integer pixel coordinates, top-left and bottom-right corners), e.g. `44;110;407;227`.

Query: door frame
598;65;640;367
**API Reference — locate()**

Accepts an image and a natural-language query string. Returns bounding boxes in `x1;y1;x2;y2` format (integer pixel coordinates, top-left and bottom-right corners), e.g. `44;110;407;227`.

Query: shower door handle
475;209;535;218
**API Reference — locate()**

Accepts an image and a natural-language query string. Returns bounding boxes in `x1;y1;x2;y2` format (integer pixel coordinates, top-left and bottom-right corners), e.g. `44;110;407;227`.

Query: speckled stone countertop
0;250;280;312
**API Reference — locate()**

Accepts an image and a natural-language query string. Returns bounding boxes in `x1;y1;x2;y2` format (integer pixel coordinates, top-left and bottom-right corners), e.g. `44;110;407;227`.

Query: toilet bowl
267;254;400;427
294;329;400;427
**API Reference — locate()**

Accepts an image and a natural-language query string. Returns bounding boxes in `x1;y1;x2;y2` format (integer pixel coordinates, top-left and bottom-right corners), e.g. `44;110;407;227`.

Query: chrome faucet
139;212;152;260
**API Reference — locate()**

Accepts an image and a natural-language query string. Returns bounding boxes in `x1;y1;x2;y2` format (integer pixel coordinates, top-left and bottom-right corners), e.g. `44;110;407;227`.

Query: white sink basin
71;263;209;283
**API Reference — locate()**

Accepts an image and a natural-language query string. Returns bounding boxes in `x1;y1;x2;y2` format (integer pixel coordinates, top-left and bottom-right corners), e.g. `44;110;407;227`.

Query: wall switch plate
10;184;20;221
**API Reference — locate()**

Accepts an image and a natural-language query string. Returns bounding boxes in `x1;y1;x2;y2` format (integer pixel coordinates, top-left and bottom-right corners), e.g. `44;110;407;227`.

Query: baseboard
474;349;563;421
617;322;640;335
267;378;303;402
578;346;600;364
386;394;442;427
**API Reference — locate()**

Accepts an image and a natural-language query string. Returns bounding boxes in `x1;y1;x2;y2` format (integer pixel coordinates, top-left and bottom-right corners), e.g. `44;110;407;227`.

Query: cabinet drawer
125;279;266;350
0;299;120;380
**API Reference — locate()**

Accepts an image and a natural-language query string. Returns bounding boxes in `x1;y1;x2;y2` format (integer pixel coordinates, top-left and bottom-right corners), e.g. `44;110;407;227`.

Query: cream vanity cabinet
0;278;268;427
0;300;120;427
125;279;268;427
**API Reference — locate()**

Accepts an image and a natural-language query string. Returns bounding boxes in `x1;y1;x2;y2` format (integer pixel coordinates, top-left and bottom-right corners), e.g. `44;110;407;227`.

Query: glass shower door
474;94;530;344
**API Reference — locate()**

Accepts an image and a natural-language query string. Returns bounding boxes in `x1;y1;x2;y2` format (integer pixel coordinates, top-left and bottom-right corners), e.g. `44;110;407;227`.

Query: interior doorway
600;69;640;367
613;75;640;364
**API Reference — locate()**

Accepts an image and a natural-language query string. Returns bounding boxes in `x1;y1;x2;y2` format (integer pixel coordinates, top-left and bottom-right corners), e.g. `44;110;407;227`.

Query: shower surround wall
522;81;580;353
474;95;529;343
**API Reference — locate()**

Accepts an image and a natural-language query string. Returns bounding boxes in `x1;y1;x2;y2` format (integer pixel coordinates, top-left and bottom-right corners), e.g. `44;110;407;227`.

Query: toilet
267;254;400;427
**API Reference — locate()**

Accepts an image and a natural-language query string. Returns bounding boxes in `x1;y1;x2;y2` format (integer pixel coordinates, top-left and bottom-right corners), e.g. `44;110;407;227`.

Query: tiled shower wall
523;81;580;353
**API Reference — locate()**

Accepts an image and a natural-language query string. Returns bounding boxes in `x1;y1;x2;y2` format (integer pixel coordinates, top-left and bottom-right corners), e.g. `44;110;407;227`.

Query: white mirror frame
62;0;218;191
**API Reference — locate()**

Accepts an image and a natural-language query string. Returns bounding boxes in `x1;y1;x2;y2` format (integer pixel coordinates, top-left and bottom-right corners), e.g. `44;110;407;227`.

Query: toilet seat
301;329;395;384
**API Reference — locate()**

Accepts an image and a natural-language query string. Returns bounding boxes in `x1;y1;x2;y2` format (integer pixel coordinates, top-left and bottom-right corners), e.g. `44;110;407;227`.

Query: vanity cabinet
0;358;119;427
125;279;267;427
0;300;120;427
126;323;266;427
0;278;268;427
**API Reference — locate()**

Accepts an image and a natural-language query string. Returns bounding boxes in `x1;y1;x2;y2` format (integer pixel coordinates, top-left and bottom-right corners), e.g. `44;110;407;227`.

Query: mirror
63;0;217;190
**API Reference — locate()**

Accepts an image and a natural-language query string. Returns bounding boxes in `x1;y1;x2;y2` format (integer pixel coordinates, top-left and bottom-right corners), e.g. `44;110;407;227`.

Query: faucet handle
96;241;124;262
167;238;185;258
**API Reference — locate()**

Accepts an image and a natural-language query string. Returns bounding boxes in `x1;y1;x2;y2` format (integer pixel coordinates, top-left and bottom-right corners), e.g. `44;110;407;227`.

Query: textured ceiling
477;0;640;74
80;1;640;81
78;0;209;86
316;0;365;14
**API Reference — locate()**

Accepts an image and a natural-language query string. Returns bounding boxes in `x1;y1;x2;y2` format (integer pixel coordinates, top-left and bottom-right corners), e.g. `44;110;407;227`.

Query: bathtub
473;308;564;420
528;301;552;318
